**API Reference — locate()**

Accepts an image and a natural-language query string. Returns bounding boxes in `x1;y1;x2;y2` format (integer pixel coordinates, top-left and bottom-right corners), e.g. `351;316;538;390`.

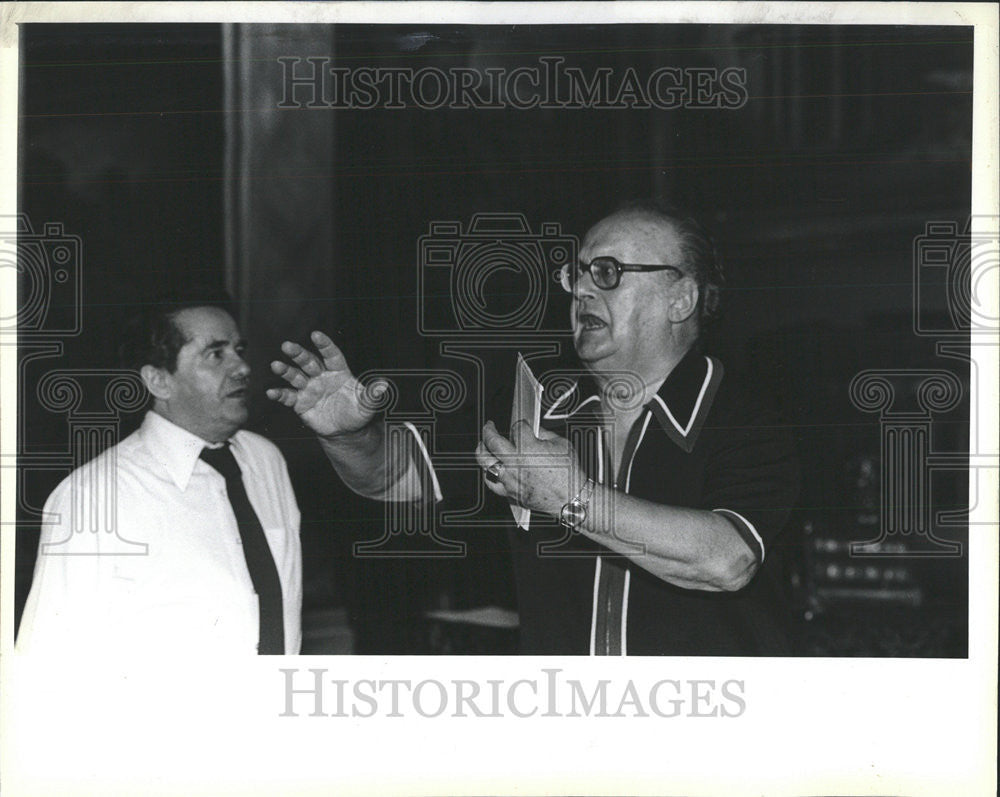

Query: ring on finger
485;460;504;484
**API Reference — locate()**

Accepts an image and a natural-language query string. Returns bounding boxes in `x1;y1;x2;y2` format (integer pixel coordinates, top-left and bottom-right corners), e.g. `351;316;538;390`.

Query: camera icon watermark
2;215;148;556
912;217;998;337
0;214;82;338
417;213;574;337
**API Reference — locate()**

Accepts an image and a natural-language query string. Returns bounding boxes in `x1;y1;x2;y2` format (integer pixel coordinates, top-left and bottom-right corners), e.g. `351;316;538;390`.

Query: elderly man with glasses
270;201;800;656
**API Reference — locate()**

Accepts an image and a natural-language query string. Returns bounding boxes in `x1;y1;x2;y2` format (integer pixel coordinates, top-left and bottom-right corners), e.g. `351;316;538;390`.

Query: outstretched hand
267;331;385;438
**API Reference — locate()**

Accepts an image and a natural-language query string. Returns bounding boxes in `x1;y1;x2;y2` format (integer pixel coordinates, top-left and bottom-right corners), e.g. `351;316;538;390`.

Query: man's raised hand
267;331;385;438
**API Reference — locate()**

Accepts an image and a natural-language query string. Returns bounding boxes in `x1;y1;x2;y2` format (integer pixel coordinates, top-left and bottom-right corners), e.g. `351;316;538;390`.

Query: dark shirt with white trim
506;345;801;656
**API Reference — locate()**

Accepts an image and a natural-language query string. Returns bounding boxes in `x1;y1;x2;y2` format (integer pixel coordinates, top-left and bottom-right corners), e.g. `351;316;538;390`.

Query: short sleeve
402;421;443;502
702;404;800;565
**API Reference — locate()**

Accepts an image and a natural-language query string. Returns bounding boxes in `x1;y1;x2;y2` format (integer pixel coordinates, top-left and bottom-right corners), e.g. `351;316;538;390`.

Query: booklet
509;354;543;530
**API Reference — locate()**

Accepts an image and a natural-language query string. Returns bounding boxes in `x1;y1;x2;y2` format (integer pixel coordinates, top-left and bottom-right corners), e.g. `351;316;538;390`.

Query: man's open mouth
227;388;249;399
577;313;607;331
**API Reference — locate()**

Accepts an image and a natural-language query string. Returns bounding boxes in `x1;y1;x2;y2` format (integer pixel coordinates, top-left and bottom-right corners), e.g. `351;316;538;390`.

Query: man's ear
667;278;698;323
140;364;172;401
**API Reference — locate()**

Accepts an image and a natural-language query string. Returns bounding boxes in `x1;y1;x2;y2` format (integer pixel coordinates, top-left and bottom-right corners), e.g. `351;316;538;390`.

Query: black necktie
200;444;284;654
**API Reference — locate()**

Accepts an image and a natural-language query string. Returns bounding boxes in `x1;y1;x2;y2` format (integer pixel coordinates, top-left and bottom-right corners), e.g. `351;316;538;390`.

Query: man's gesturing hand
267;331;385;438
475;419;585;518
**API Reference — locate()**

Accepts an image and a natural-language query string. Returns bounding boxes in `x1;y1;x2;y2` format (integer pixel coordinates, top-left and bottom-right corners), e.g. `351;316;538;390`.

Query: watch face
560;500;586;528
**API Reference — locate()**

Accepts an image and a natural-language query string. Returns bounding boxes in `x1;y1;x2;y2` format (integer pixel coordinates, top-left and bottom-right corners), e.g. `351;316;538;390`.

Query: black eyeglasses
556;256;685;292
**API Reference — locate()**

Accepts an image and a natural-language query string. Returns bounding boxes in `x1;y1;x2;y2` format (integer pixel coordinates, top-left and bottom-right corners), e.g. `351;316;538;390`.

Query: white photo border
1;3;997;796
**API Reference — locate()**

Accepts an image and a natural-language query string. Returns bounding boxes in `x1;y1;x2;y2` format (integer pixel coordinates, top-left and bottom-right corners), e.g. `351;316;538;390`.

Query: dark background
15;23;972;655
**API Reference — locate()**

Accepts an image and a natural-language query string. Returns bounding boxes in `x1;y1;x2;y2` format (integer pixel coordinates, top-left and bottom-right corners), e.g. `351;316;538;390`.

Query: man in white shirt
17;295;302;655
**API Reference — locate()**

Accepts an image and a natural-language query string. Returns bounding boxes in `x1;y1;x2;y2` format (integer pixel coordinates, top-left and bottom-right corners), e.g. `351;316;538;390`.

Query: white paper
509;353;543;529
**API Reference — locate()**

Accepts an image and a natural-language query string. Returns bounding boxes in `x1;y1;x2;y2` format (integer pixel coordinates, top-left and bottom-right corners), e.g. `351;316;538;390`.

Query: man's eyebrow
200;338;246;353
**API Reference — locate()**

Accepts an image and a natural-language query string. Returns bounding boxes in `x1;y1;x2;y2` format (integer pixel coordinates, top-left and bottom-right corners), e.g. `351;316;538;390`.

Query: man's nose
573;266;597;299
232;353;251;378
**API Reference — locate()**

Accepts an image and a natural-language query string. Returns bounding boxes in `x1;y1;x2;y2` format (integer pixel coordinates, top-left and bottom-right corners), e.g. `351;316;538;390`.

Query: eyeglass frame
557;256;687;292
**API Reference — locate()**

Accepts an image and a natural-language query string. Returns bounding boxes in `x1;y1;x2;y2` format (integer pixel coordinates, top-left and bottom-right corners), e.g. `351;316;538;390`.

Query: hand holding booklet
509;353;543;530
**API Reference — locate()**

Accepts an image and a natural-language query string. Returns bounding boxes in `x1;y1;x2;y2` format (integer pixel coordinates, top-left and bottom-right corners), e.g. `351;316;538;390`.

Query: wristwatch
560;478;596;529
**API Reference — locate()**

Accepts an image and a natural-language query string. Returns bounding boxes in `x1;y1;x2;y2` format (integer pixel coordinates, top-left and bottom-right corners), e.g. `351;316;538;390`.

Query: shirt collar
543;346;725;453
647;347;724;452
139;410;228;491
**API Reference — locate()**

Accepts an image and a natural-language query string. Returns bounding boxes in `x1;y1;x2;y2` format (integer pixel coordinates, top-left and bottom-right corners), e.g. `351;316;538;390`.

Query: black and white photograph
1;3;997;796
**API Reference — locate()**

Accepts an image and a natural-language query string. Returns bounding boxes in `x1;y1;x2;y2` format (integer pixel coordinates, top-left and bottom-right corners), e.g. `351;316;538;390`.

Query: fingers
481;420;517;460
474;440;499;471
270;360;309;390
312;331;350;374
510;418;535;447
483;476;507;497
273;332;351;384
281;340;324;378
479;422;522;502
266;387;297;407
474;442;508;498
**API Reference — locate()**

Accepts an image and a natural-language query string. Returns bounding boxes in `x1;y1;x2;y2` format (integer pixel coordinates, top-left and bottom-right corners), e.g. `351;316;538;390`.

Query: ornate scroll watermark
2;213;147;554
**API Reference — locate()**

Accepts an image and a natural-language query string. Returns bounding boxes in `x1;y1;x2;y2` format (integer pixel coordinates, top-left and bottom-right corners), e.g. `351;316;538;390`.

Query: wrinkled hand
267;331;384;438
475;419;585;517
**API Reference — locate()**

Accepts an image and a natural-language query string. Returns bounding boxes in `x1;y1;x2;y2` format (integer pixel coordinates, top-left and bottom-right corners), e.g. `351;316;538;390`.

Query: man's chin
225;401;250;427
574;337;613;366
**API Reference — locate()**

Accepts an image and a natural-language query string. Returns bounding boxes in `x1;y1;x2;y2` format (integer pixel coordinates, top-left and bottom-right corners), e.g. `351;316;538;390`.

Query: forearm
317;422;421;502
576;483;758;591
475;421;759;591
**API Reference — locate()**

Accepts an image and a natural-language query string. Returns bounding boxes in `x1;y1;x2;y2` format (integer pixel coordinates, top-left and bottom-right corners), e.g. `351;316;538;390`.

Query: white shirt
17;411;302;655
